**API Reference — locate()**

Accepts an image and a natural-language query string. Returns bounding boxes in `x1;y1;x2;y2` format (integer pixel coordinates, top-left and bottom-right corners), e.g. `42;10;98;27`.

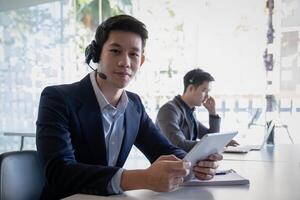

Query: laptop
224;120;275;153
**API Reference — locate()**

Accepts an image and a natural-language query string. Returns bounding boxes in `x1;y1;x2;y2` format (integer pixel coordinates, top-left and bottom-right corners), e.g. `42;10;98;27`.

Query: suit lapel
77;75;107;165
193;112;200;137
174;98;194;140
116;97;140;167
183;109;194;140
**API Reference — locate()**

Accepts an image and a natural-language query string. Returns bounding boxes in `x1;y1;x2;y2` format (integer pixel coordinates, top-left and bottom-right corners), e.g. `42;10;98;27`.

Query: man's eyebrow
131;47;141;52
108;43;122;48
108;43;141;52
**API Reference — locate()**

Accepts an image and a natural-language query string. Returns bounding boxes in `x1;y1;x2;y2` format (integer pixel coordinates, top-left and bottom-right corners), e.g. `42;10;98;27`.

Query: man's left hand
193;153;223;180
203;96;216;115
226;140;239;147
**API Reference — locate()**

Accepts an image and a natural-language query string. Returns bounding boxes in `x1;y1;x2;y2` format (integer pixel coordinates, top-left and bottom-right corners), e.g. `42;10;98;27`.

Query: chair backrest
0;150;45;200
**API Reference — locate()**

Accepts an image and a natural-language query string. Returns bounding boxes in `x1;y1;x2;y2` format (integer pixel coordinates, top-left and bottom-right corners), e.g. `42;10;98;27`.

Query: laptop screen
260;120;275;147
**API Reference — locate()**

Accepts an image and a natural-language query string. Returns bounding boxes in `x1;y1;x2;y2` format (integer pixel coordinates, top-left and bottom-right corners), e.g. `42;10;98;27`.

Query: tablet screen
184;131;238;168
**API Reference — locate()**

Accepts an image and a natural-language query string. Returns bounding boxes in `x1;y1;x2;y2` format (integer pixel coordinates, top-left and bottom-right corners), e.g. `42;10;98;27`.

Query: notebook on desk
224;120;275;153
184;169;250;186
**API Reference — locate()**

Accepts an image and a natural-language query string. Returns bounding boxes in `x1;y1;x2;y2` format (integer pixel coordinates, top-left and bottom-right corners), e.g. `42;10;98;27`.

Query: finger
168;177;184;191
207;153;223;161
228;140;239;146
202;95;209;103
194;172;214;180
197;160;219;169
193;166;216;176
166;161;191;175
170;168;190;177
203;103;210;109
232;142;239;147
168;160;191;170
172;177;184;186
207;96;212;103
168;163;189;175
208;96;215;103
158;155;180;162
169;182;180;192
227;140;237;147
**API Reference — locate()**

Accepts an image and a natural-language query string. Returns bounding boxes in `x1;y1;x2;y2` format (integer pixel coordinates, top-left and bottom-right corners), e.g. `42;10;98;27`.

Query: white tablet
184;131;238;168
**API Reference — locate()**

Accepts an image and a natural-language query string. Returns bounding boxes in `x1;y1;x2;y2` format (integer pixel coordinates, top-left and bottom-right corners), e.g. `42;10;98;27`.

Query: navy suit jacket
36;74;186;199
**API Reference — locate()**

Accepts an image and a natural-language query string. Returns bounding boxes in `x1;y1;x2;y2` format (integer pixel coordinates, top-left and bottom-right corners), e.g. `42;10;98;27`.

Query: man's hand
226;140;239;147
144;155;190;192
203;96;216;115
193;153;223;180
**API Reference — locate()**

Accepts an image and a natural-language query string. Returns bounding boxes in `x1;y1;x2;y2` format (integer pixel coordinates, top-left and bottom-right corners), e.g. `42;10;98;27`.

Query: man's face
190;81;210;106
99;31;145;89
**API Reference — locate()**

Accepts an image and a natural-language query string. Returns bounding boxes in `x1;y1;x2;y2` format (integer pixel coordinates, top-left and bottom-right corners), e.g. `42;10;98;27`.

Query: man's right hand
144;155;191;192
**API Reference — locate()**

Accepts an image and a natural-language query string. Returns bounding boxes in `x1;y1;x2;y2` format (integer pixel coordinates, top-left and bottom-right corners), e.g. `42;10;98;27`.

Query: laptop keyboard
225;144;263;153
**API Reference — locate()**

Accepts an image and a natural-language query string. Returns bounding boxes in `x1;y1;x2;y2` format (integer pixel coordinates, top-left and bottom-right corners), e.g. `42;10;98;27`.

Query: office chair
0;150;45;200
248;110;294;144
247;108;263;128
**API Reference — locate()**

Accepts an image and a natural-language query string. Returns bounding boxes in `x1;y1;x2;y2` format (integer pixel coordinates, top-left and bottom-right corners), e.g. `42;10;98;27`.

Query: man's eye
130;52;139;57
110;49;120;54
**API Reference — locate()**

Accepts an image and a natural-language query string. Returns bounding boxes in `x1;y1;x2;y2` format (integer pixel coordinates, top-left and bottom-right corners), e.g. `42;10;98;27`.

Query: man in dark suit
156;69;238;152
36;15;222;200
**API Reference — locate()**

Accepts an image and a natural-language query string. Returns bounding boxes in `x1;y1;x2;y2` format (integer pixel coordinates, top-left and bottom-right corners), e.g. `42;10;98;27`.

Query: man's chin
115;81;130;89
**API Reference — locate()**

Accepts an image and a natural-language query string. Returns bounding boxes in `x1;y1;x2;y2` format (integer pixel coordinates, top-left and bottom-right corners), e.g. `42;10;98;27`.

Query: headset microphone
96;67;107;80
86;62;107;80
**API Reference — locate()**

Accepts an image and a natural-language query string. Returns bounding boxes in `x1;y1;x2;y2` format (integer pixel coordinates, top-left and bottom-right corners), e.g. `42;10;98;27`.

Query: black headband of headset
85;40;101;65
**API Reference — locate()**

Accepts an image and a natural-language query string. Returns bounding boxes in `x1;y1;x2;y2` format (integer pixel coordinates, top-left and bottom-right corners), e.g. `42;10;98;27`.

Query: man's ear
187;84;194;92
140;54;145;66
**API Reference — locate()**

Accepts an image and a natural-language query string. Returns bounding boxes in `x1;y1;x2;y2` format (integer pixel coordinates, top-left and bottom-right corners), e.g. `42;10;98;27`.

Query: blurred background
0;0;299;166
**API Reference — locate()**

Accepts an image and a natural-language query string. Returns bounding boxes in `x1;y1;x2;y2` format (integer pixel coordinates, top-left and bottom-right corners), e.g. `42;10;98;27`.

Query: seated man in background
36;15;222;200
156;68;238;152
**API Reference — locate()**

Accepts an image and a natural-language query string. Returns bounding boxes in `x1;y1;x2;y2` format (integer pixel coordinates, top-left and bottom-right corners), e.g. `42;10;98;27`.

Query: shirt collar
175;95;195;114
90;71;128;114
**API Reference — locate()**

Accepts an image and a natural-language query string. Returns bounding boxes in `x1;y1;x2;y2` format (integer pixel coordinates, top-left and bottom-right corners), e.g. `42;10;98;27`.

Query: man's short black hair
85;15;148;65
183;68;215;93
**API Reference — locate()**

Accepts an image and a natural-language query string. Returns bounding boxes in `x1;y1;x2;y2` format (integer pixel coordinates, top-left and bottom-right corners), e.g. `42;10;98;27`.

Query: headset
85;40;107;80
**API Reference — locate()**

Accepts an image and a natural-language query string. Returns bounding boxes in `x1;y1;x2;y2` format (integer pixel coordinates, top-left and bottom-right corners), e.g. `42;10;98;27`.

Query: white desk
223;144;300;163
64;144;300;200
65;160;300;200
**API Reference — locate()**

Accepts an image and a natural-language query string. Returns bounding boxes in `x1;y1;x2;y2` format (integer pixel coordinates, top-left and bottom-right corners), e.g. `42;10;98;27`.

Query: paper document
184;169;250;186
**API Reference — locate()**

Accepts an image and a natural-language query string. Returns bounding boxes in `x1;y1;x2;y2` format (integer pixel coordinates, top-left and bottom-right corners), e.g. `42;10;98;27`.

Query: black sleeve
133;96;187;163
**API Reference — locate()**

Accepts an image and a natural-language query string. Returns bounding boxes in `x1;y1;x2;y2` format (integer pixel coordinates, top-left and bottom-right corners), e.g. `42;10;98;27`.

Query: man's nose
118;54;130;67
